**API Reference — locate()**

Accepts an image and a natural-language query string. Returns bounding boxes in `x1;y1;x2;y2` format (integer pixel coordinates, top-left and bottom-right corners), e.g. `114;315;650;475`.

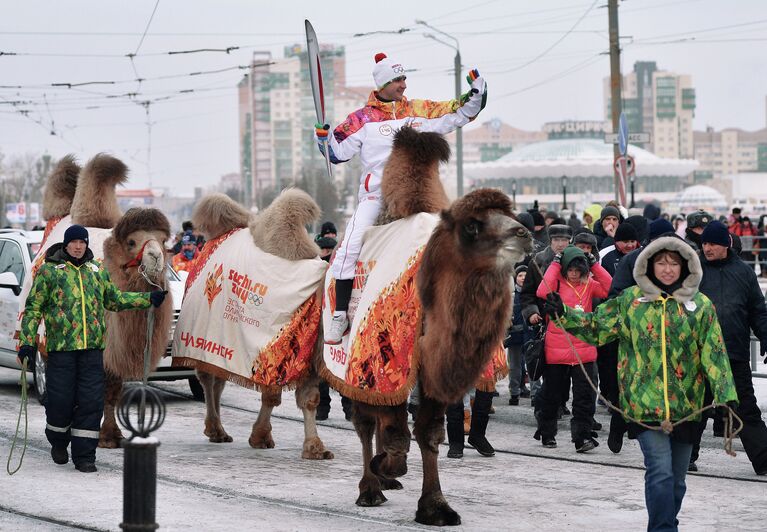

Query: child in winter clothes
505;264;532;405
534;245;612;452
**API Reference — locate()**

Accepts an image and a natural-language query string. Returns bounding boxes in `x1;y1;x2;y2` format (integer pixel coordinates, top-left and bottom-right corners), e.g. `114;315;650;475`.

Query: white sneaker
325;311;349;345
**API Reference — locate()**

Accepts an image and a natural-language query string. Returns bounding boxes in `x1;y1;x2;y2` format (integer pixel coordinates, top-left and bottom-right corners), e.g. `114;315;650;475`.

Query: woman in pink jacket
534;245;612;452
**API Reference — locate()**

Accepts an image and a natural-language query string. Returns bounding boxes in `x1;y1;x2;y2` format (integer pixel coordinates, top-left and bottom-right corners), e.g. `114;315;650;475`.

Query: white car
0;228;201;402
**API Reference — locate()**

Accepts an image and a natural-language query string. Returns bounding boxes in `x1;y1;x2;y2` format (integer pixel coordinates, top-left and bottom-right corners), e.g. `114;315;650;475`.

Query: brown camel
320;127;531;525
182;188;333;459
98;207;173;447
36;154;173;448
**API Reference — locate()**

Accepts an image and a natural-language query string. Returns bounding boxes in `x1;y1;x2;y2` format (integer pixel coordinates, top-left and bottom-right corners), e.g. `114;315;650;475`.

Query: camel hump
112;207;171;243
381;127;451;220
392;126;451;166
250;188;321;261
262;188;320;228
70;153;128;228
42;154;80;220
193;193;250;240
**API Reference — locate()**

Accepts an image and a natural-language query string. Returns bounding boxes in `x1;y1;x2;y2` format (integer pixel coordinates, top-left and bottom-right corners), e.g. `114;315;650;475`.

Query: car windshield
28;243;41;259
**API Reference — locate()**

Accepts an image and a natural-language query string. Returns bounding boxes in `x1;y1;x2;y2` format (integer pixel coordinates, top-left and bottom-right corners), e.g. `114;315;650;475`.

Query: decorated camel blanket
15;215;113;349
320;212;508;404
171;228;328;391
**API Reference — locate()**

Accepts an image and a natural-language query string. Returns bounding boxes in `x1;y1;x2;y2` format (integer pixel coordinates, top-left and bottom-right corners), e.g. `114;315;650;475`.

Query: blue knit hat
647;218;675;242
701;220;731;248
63;224;89;247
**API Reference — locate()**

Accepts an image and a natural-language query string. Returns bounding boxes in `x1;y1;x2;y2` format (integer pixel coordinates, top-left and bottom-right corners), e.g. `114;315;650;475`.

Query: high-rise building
237;45;358;209
603;61;696;159
693;126;767;180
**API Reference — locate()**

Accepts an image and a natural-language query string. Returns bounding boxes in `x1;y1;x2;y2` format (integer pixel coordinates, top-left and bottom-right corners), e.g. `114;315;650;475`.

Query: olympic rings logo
392;64;404;74
247;292;264;306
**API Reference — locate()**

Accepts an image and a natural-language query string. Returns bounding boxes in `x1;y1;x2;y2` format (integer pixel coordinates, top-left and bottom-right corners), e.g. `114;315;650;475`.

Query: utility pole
608;0;622;203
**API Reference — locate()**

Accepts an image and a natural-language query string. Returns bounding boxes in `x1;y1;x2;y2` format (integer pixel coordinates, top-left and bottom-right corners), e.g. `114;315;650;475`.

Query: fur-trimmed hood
632;236;701;302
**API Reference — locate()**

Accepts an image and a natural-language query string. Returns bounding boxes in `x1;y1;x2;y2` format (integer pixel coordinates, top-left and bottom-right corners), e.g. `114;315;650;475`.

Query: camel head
70;153;128;229
111;207;171;284
42;154;80;220
192;193;250;241
441;188;531;268
380;126;451;222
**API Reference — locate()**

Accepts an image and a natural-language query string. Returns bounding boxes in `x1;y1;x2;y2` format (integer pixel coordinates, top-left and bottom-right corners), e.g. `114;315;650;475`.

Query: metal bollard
117;385;166;531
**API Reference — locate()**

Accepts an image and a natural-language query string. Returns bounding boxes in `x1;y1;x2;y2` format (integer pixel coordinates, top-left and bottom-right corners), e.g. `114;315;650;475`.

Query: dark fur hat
547;224;572;240
112;208;171;243
572;228;597;249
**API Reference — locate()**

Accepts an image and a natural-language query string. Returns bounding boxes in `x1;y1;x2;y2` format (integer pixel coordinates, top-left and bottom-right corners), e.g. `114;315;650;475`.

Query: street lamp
629;174;636;208
561;175;568;211
416;20;464;198
511;180;517;210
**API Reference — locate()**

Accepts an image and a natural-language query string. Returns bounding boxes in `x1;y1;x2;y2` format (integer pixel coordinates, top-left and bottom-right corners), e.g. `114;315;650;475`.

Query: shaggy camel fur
191;188;333;459
70;153;127;229
344;127;531;526
98;208;173;447
42;154;80;221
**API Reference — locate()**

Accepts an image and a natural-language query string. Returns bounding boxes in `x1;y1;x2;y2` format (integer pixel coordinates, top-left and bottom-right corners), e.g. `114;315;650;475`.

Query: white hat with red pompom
372;53;406;89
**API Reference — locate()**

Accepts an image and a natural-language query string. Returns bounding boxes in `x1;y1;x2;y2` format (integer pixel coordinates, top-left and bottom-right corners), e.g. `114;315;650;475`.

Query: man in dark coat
593;205;623;250
684;209;713;252
689;221;767;475
600;222;639;277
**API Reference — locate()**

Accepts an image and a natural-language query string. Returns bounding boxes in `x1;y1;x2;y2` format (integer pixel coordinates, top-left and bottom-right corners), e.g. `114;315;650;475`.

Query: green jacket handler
543;235;737;531
17;225;166;473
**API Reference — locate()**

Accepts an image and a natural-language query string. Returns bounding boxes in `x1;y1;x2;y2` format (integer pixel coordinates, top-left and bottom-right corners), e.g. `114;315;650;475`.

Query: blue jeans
636;430;693;532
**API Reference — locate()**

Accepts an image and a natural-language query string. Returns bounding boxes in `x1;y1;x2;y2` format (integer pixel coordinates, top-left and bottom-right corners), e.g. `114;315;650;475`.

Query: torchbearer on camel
315;52;488;344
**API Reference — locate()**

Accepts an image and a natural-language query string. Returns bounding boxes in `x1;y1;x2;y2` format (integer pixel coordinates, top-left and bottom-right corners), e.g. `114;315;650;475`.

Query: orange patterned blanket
172;228;328;391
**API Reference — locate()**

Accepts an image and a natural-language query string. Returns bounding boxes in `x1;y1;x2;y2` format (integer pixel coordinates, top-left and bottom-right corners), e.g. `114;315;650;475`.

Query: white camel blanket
15;215;113;345
320;213;439;404
172;228;328;390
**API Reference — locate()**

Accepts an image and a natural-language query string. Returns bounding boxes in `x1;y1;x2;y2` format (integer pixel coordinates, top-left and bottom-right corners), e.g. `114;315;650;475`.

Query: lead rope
138;264;165;426
6;359;29;475
529;259;743;456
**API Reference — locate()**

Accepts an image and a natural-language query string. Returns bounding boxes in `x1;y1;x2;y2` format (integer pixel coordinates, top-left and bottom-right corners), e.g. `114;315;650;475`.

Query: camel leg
295;375;334;459
249;388;280;449
413;393;461;526
371;403;409;490
353;401;387;507
98;371;124;448
198;371;232;443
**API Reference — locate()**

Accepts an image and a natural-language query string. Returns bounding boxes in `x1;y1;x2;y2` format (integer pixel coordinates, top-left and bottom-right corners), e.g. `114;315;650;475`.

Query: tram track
151;383;767;485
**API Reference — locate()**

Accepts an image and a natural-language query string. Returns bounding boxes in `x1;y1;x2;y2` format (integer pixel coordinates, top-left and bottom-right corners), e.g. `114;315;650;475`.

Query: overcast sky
1;0;765;193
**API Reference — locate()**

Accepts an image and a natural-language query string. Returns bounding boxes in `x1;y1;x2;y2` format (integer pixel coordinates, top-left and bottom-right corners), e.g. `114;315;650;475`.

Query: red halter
122;240;151;269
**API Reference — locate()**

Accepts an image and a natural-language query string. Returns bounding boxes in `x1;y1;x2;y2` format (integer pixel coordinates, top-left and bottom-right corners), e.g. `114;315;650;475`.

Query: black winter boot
467;390;495;457
51;445;69;465
445;401;465;459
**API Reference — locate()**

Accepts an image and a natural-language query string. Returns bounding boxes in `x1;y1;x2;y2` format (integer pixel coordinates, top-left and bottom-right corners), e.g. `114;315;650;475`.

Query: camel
177;188;333;459
98;207;173;447
318;127;531;525
34;154;174;448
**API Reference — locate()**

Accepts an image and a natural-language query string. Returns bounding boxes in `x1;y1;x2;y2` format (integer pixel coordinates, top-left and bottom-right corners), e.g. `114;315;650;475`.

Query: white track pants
331;196;383;280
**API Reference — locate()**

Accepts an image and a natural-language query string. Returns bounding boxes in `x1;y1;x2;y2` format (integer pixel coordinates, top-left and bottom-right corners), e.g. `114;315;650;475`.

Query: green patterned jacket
20;244;151;352
557;237;737;423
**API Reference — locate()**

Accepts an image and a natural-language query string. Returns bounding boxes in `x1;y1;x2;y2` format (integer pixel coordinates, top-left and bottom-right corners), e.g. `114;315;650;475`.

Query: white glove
470;75;486;96
458;69;487;120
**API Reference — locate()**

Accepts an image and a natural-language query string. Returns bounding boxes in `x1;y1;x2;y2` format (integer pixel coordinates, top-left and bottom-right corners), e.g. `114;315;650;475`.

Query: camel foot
379;478;403;491
248;429;275;449
415;493;461;526
204;424;233;443
370;452;407;479
356;484;387;507
97;426;124;449
301;437;334;460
